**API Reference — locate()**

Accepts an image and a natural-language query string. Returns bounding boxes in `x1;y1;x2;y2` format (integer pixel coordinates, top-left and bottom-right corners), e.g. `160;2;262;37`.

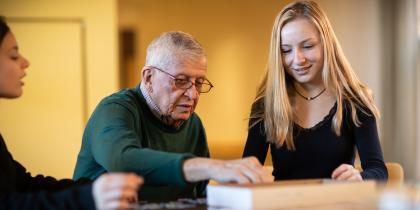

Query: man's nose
184;84;199;100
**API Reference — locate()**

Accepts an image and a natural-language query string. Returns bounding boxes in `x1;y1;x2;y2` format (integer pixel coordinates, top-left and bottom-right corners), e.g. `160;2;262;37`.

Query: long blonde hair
251;0;380;150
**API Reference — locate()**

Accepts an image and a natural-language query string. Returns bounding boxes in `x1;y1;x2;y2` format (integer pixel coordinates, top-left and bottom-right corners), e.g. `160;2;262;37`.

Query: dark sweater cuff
177;154;195;186
75;184;96;210
361;169;388;180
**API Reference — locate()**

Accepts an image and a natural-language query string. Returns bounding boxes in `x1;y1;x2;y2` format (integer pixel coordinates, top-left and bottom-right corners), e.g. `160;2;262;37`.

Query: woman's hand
93;173;143;210
331;164;362;181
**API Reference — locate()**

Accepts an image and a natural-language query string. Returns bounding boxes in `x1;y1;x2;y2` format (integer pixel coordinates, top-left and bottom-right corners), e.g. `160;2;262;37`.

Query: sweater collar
139;82;163;120
138;83;184;128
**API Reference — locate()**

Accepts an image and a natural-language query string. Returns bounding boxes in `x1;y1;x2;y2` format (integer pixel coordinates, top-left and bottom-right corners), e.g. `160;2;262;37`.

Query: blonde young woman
243;0;387;181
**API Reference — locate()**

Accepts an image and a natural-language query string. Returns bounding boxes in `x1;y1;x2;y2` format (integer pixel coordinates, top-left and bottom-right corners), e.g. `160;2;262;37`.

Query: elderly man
73;31;271;200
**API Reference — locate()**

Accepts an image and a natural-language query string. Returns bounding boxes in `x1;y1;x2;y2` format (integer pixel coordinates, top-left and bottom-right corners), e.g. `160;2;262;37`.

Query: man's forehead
170;59;207;76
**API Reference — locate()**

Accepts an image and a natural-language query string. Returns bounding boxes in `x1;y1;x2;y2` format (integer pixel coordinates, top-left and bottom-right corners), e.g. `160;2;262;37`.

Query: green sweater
73;86;209;200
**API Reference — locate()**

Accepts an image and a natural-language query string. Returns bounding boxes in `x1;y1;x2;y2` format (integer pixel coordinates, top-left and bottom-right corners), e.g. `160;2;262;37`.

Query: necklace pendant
294;87;327;101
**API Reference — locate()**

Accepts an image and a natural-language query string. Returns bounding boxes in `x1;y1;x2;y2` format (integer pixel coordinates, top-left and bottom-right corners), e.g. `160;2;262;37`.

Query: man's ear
141;67;153;85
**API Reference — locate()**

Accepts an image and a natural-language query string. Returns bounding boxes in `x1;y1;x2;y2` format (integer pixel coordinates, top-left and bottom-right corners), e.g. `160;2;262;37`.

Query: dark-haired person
0;16;143;210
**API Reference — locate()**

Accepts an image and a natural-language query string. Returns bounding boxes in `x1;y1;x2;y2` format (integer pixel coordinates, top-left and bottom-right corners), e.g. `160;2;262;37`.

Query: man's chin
172;112;192;121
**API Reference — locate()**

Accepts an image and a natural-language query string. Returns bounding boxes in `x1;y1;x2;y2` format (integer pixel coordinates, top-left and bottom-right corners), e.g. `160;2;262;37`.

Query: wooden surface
207;179;377;209
135;181;419;210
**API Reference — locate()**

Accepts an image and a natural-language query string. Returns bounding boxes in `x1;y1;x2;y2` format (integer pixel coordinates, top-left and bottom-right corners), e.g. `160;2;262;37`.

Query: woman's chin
0;90;23;99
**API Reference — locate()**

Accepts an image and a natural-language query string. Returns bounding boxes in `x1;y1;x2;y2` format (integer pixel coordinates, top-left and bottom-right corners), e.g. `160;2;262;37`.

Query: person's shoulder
251;97;264;113
342;100;374;115
188;112;203;123
182;112;204;130
341;99;377;126
248;97;264;126
90;88;143;116
99;88;139;107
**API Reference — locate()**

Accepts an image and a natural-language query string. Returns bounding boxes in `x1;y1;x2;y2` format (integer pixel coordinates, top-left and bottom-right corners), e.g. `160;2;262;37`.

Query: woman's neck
293;81;325;96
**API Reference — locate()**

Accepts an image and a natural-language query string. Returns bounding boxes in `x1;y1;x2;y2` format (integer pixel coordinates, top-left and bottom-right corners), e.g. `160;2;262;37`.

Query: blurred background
0;0;419;181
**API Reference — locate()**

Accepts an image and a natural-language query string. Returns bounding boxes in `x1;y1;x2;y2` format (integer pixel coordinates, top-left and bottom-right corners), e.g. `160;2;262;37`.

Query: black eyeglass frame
148;66;214;93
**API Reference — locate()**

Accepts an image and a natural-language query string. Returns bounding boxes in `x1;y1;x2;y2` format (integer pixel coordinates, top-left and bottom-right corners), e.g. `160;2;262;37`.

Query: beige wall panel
118;0;385;163
0;0;119;114
119;0;288;161
0;0;118;178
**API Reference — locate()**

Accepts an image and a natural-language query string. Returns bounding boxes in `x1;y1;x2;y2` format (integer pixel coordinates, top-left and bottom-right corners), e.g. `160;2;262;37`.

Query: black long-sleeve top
243;102;388;180
0;133;95;210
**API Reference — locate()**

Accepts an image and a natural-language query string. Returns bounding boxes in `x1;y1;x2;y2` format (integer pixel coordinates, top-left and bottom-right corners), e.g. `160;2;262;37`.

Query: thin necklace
295;87;326;101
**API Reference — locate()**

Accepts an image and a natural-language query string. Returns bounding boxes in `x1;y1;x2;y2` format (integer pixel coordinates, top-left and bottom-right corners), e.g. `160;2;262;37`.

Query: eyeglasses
149;66;214;93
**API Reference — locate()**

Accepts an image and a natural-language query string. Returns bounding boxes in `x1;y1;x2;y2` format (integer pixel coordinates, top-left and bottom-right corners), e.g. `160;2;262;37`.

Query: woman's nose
293;49;306;64
21;56;30;69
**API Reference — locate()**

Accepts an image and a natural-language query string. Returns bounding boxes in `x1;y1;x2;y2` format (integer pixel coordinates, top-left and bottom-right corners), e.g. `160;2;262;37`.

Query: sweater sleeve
195;144;210;197
0;158;94;210
87;101;194;186
0;133;96;210
0;184;95;210
12;159;91;192
242;120;269;165
353;108;388;180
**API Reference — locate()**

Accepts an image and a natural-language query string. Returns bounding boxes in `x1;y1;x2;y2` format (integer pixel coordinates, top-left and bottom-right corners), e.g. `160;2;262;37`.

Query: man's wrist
183;157;216;182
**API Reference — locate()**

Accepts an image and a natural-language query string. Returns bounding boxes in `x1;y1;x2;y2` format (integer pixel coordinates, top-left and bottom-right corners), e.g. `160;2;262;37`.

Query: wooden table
133;181;419;210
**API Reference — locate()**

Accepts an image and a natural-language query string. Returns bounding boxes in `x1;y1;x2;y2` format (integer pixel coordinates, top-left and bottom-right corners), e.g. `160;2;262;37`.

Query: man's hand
92;173;143;210
183;157;273;184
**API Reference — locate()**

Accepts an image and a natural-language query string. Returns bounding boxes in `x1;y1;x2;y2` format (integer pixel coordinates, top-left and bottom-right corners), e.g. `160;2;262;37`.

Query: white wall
392;0;419;180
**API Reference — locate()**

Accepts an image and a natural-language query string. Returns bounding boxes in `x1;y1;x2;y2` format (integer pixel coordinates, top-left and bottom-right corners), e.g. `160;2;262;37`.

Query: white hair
145;31;207;70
